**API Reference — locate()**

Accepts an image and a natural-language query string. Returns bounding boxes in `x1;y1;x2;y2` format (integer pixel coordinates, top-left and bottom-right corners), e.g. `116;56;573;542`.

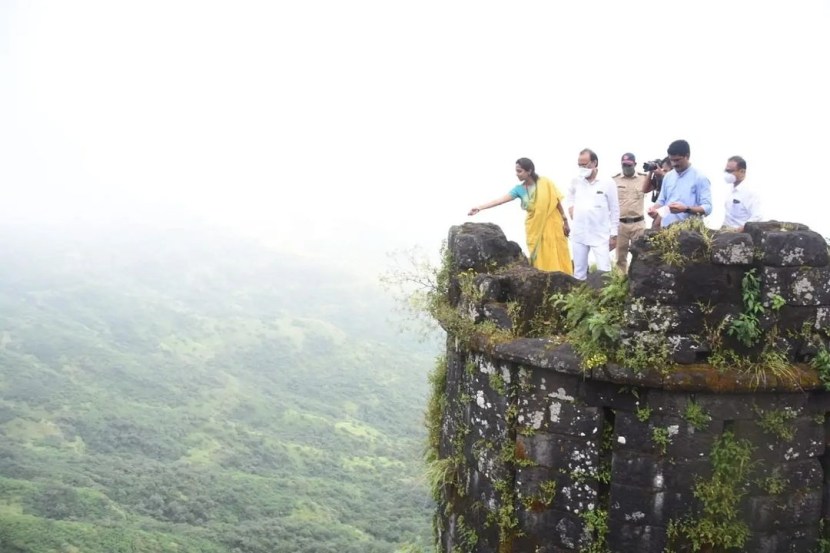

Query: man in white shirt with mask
566;148;620;280
721;155;761;232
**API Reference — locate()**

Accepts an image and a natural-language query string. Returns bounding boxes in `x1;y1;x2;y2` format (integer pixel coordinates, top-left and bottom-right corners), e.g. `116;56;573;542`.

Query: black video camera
642;159;663;172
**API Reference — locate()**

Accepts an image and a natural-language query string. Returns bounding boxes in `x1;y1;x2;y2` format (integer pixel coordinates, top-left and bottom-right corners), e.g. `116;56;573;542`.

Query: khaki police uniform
612;172;649;272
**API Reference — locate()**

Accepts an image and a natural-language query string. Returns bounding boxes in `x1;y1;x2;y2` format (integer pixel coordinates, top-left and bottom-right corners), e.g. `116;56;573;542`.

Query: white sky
2;1;829;274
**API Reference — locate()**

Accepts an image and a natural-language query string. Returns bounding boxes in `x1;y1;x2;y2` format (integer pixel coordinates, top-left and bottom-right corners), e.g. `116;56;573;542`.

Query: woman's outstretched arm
468;194;514;216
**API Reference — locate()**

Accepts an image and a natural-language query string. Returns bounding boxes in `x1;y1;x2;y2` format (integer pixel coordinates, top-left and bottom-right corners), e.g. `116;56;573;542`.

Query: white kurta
723;180;762;229
566;176;620;246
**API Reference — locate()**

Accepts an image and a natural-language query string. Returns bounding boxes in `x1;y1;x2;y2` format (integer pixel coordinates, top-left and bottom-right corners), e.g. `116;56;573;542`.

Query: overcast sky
2;1;828;274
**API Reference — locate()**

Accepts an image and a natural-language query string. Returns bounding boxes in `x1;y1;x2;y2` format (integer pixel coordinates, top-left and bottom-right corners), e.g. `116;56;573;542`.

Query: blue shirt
657;165;712;227
508;183;536;210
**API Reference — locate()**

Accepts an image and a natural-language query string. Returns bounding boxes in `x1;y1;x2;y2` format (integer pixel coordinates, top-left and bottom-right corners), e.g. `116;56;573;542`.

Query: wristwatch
685;207;692;214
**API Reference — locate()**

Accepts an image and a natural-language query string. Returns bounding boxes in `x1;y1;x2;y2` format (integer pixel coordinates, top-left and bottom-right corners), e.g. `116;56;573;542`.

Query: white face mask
578;167;593;179
723;172;737;185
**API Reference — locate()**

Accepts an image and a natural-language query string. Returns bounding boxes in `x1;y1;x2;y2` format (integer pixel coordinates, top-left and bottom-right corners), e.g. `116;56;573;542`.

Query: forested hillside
0;225;435;552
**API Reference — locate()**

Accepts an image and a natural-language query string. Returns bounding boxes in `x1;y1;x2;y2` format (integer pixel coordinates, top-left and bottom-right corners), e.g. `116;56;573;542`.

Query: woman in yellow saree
468;158;573;274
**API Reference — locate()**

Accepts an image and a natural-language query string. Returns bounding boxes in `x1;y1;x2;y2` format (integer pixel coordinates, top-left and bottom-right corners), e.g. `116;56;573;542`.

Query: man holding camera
641;157;672;230
612;153;650;273
647;139;712;227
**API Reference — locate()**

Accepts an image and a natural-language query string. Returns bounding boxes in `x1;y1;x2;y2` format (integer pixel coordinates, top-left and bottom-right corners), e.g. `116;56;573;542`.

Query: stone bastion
430;220;830;553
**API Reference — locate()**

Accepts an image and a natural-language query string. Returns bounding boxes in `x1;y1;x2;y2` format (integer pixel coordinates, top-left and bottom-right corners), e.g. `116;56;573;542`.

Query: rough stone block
614;412;722;461
757;228;829;267
710;231;755;265
500;266;580;330
694;391;807;421
676;230;710;259
516;364;581;399
467;387;509;446
732;415;824;463
675;263;745;305
623;302;704;334
473;274;505;302
806;393;830;419
774;305;820;334
745;220;810;246
761;266;830;306
666;334;711;364
516;396;603;439
479;302;513;331
516;433;598;473
464;469;497;515
702;302;743;330
469;436;510;484
628;254;681;303
515;465;558;505
579;380;646;412
611;450;712;491
751;458;822;496
743;525;821;553
616;328;702;368
608;482;695;527
516;465;599;516
519;508;586;550
661;366;722;392
645;389;691;418
607;523;668;553
629;229;657;257
592;359;664;388
492;340;583;376
448;222;526;273
447;502;501;553
744;488;822;531
514;366;581;430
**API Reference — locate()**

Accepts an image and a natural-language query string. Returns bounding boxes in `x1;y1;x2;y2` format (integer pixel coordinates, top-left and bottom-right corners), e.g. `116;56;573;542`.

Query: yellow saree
524;177;573;274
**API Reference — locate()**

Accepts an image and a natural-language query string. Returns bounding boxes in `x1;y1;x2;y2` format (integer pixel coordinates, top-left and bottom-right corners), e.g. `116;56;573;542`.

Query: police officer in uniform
612;153;650;273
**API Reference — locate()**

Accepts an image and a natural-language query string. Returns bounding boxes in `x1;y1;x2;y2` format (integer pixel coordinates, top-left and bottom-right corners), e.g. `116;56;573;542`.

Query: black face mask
622;166;635;177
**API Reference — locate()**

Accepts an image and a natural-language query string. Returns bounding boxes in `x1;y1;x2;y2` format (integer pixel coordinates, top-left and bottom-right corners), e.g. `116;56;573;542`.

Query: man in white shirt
566;148;620;280
721;155;761;232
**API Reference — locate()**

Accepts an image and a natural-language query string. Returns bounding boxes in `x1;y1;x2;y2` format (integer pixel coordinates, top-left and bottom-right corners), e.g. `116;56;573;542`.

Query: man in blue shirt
647;139;712;227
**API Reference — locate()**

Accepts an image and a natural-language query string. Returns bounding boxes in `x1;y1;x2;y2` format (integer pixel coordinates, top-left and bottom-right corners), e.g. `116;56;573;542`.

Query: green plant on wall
521;480;557;511
579;507;609;553
707;320;795;386
651;427;672;455
756;407;797;441
757;471;786;495
683;401;711;430
667;431;754;552
811;345;830;391
647;217;712;266
426;355;448;465
425;354;471;515
727;268;764;347
386;244;513;348
553;270;628;370
616;336;674;374
769;293;786;311
453;515;479;552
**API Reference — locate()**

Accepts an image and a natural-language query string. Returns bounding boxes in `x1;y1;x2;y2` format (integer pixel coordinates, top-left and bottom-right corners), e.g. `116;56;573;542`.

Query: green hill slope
0;226;435;553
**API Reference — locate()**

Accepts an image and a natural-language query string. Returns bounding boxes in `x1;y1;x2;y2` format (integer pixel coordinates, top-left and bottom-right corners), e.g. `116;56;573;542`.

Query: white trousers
572;241;611;281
